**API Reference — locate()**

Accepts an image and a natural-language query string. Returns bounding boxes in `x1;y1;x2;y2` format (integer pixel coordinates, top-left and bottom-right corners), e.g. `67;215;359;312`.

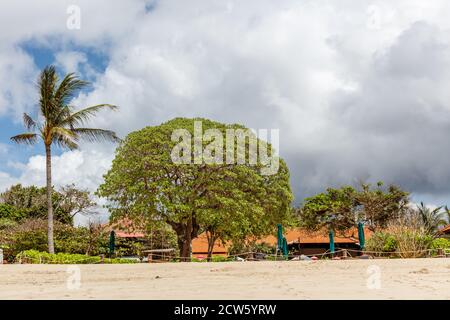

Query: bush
0;217;17;230
387;225;433;258
431;238;450;250
211;256;232;262
16;250;138;264
365;232;397;254
0;219;109;262
365;225;434;258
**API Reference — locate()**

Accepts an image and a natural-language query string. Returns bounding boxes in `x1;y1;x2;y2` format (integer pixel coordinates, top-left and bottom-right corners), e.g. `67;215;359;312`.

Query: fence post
100;254;105;264
0;249;3;264
437;248;443;257
342;249;348;259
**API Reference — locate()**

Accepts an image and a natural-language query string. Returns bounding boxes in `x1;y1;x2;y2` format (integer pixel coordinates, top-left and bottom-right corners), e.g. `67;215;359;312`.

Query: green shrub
366;226;435;258
0;218;17;230
431;238;450;250
0;219;109;262
211;256;232;262
16;250;138;264
365;232;397;253
383;235;398;252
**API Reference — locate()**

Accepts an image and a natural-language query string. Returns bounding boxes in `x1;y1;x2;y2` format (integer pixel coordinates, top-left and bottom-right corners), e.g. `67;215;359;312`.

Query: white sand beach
1;258;449;300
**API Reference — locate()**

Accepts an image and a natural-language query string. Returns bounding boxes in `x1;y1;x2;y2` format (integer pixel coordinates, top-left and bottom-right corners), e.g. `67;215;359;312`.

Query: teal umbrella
277;224;283;252
329;230;335;254
358;222;365;250
109;231;116;257
282;237;288;258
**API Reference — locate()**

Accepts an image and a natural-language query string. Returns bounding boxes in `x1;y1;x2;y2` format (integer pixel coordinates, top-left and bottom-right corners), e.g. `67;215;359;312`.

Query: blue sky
1;41;108;165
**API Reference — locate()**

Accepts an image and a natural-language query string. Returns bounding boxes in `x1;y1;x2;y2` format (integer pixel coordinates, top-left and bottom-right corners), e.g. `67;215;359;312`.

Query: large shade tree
11;65;119;253
98;118;293;260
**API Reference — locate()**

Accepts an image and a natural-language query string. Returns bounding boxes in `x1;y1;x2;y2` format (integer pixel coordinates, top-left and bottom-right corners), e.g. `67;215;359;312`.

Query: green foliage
416;202;448;234
0;219;109;261
366;232;398;253
98;118;293;257
298;186;357;233
365;224;434;257
298;182;410;233
16;250;137;264
211;256;232;262
0;203;26;221
0;184;96;225
430;238;450;250
0;217;18;230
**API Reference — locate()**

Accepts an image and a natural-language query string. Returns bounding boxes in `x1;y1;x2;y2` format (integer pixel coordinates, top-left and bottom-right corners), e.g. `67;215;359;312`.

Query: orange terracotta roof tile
192;233;229;254
192;227;372;255
439;224;450;234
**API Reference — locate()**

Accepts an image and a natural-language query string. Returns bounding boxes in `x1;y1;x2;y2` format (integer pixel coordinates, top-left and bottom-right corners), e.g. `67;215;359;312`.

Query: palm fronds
71;128;120;143
10;133;38;145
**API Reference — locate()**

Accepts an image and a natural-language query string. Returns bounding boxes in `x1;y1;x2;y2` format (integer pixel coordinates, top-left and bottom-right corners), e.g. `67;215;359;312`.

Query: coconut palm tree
11;65;119;254
416;202;447;235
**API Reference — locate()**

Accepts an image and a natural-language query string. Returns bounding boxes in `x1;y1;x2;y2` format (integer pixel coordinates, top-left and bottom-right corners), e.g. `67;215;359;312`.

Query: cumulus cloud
2;0;450;211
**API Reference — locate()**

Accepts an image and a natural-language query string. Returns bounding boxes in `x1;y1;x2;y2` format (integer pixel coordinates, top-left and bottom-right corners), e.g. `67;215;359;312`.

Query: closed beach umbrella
109;231;116;256
277;224;283;251
329;230;335;254
282;237;288;257
358;222;365;250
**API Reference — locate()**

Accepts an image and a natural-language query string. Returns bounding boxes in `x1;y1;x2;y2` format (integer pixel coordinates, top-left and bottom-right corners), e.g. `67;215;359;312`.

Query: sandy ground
1;258;449;300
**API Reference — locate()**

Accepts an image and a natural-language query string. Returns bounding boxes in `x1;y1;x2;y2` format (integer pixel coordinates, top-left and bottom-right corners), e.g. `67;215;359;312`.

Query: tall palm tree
11;65;119;253
416;202;447;235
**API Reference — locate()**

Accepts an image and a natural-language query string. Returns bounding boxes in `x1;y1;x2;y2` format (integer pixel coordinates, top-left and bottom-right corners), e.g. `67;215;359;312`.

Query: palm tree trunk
45;143;55;254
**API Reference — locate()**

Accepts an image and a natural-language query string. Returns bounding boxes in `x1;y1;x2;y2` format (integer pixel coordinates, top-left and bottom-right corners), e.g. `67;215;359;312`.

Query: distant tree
10;65;119;253
297;186;357;234
298;182;410;233
98;118;293;260
55;184;97;222
354;182;410;230
416;202;447;234
0;184;96;225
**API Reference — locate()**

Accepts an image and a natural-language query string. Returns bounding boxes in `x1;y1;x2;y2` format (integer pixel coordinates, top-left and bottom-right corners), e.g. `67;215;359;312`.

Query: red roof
440;224;450;234
192;227;372;255
107;218;146;238
192;233;229;257
258;227;372;245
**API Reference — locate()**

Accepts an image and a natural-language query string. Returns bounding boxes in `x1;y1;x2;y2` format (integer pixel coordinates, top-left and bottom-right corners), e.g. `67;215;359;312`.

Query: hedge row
16;250;138;264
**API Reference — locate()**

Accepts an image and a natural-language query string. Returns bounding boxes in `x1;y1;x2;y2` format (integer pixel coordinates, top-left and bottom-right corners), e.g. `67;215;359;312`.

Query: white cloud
2;0;450;208
11;146;115;191
55;51;87;74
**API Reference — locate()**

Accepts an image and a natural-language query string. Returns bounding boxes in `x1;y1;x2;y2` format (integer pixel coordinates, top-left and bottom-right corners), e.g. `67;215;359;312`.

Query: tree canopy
0;184;96;225
97;118;293;259
297;182;410;233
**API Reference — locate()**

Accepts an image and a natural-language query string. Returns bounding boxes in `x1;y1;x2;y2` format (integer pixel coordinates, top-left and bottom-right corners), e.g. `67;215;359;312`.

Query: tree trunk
45;144;55;254
167;216;200;262
206;230;217;262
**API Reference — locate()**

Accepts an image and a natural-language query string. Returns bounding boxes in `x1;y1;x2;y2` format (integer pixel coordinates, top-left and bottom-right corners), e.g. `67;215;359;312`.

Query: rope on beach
345;248;437;255
14;247;446;264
